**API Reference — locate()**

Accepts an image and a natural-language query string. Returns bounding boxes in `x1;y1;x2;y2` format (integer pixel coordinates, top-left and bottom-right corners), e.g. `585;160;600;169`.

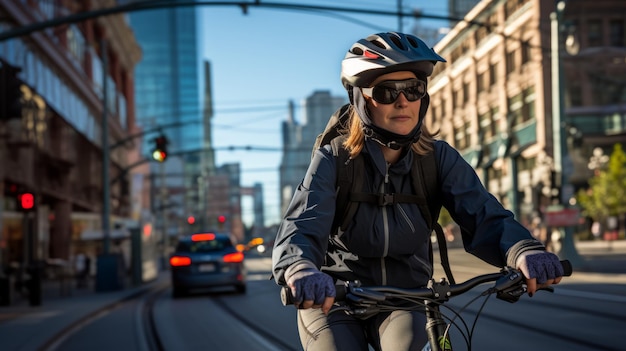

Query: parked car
169;232;246;297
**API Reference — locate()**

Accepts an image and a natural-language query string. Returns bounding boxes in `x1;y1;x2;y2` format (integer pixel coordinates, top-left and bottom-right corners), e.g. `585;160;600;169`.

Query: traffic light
19;192;35;211
0;59;23;121
217;215;226;230
151;135;168;162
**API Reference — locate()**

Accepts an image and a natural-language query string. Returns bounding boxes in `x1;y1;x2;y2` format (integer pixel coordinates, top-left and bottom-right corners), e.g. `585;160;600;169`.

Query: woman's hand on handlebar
515;251;564;296
286;266;336;314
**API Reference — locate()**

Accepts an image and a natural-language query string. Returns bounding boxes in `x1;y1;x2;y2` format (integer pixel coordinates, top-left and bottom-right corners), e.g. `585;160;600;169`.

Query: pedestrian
74;252;88;288
271;32;565;350
591;221;601;240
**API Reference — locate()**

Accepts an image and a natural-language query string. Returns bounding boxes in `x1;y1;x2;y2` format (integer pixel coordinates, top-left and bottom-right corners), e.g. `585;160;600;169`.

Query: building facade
427;0;626;227
279;91;346;216
0;1;142;271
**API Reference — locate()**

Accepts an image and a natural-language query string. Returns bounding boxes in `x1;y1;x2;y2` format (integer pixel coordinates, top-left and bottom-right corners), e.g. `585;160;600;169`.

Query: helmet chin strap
351;86;427;150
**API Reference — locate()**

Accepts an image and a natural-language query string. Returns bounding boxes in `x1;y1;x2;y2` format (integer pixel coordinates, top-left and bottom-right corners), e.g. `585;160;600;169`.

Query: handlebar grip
280;286;293;306
561;260;573;276
280;284;347;306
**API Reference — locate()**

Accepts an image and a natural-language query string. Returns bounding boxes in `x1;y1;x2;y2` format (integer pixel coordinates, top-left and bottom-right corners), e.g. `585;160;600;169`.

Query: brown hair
342;105;438;159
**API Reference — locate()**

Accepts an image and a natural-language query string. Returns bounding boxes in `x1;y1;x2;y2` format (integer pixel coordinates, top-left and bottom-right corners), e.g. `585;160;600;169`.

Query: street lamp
587;147;609;176
549;1;583;265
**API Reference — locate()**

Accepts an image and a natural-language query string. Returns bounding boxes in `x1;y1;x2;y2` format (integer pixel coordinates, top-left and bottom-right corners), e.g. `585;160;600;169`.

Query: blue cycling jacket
272;138;536;288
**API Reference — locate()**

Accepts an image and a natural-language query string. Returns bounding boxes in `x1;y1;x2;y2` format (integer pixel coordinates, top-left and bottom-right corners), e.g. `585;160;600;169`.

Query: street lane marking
554;287;626;303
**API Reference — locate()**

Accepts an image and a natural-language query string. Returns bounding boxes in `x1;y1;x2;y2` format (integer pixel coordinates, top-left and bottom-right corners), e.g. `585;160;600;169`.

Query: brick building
427;0;626;227
0;1;143;274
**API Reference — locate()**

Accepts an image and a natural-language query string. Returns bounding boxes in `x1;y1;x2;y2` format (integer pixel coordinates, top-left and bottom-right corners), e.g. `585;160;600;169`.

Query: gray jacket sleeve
271;145;338;286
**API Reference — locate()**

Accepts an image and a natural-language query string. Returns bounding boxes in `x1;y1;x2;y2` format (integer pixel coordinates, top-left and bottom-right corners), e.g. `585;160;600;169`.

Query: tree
576;143;626;225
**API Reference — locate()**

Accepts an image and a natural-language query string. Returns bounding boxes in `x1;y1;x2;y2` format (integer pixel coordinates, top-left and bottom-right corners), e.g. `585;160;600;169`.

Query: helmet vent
390;36;405;50
407;36;419;48
352;47;364;55
371;40;386;50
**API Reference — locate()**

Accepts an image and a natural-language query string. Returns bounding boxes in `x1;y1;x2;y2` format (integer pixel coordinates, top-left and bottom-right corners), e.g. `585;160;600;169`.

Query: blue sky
199;1;449;226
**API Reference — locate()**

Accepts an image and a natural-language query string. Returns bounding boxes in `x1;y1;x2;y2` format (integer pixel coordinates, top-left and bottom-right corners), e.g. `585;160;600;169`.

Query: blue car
169;233;246;297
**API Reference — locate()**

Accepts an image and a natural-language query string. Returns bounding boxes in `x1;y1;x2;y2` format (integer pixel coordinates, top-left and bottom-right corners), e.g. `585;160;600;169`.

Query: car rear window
176;237;233;253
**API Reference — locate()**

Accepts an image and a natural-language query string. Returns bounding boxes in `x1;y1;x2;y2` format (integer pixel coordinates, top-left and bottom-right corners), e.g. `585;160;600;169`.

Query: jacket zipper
397;204;415;233
380;163;391;285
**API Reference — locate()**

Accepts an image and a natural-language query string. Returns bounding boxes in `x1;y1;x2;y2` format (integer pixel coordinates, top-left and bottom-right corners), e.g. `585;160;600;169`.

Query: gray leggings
296;307;428;351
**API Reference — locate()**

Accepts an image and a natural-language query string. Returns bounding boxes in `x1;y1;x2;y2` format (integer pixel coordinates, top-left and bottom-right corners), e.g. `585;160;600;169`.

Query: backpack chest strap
350;192;427;207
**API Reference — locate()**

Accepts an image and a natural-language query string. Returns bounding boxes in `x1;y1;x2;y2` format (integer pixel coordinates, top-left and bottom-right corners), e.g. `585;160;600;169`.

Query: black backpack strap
412;150;455;284
350;193;426;207
329;137;363;233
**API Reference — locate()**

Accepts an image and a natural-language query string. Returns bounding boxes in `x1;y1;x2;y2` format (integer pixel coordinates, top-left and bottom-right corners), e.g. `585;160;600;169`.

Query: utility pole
95;39;124;292
160;162;168;270
101;39;111;258
549;1;583;266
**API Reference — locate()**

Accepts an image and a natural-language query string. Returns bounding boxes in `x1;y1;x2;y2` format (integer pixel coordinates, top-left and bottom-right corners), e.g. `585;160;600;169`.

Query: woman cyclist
272;32;565;351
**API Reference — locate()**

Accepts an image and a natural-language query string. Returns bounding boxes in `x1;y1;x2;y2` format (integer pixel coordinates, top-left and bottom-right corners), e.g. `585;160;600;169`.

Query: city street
1;241;625;351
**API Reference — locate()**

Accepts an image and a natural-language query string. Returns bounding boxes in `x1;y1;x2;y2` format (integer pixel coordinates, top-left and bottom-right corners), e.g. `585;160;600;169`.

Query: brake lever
489;267;526;303
496;284;527;303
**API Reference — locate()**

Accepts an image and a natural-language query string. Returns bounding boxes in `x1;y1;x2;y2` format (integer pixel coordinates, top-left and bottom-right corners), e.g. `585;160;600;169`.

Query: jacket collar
363;139;413;176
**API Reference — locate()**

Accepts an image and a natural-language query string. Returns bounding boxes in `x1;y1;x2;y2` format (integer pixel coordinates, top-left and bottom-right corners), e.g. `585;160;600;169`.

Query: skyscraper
280;91;346;215
128;4;204;238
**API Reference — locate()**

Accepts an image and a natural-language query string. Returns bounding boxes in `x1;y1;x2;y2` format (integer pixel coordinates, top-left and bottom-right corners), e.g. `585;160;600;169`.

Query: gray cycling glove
285;261;336;306
507;239;563;283
521;252;564;283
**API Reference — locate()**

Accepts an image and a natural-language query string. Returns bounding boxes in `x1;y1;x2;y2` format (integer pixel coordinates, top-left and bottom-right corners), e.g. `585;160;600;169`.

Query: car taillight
192;233;215;241
223;252;244;263
170;256;192;267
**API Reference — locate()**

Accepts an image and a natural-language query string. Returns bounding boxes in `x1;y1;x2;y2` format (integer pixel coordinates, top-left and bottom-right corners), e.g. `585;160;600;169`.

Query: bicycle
281;260;573;351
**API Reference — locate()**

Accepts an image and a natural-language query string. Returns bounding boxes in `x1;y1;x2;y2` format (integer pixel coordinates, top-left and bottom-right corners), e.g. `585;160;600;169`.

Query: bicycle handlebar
281;260;572;306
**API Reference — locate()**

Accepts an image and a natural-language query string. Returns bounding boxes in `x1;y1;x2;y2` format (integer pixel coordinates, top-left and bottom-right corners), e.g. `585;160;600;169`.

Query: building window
588;19;603;47
66;25;85;68
491;106;500;137
522;87;536;123
477;71;485;93
479;112;492;139
463;81;470;105
521;41;531;65
475;25;488;44
508;93;523;127
489;62;497;86
506;49;516;75
570;82;582;107
610;19;625;47
504;0;528;19
453;89;460;109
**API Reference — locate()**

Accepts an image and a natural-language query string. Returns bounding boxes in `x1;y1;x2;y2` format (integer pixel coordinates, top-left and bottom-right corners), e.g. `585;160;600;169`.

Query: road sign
544;208;580;227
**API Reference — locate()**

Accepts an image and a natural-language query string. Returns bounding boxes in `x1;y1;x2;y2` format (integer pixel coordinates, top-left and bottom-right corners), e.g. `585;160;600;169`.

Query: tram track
38;282;168;351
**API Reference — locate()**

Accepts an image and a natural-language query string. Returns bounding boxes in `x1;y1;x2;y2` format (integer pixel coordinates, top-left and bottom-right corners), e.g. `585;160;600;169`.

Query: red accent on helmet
364;50;380;59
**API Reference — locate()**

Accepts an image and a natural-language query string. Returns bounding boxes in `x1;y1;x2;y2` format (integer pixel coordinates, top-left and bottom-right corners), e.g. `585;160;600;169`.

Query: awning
81;229;130;241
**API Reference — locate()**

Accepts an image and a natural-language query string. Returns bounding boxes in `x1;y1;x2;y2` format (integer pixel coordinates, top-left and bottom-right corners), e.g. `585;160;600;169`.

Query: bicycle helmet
341;32;446;149
341;32;445;89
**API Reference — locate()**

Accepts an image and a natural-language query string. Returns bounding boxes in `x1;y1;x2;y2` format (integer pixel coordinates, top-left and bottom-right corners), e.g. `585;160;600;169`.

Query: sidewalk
0;272;169;351
0;240;624;351
570;239;626;275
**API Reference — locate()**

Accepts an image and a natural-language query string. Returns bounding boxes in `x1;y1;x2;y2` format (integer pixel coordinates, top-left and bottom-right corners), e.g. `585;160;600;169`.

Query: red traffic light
19;193;34;210
152;149;167;162
217;215;226;224
151;135;169;162
187;216;195;225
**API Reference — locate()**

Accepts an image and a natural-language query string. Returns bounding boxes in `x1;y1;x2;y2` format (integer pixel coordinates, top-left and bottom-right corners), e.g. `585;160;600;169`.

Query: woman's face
363;71;423;136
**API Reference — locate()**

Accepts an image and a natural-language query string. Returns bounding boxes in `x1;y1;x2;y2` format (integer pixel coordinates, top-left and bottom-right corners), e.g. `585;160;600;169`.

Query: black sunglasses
361;79;427;104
